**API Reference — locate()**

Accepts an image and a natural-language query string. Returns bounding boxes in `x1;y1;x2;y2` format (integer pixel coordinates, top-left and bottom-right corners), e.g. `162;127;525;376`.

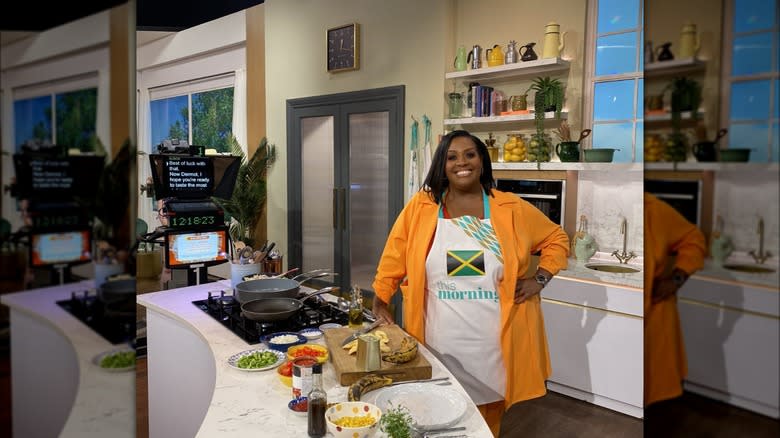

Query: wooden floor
645;391;780;438
499;391;642;438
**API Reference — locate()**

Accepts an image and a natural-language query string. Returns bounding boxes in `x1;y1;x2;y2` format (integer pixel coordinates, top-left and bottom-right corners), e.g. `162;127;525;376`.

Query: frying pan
234;270;336;304
97;278;136;304
240;286;339;322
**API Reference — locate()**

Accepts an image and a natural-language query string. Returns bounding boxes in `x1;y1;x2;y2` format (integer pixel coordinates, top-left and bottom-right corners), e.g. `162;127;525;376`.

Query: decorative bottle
307;363;327;437
348;284;364;329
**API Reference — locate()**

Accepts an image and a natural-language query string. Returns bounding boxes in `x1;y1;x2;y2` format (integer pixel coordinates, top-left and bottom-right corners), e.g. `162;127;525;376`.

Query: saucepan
234;269;337;304
240;286;340;322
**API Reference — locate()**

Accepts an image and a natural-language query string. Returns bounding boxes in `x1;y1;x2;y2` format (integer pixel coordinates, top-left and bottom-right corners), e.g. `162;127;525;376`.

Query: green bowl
718;148;751;162
583;148;617;163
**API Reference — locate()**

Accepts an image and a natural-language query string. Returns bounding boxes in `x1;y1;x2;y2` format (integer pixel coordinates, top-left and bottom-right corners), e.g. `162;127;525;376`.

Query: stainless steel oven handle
516;194;559;200
652;193;695;200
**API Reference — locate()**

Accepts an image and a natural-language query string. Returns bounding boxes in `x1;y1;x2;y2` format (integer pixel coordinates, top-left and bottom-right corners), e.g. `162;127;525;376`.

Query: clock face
327;23;359;72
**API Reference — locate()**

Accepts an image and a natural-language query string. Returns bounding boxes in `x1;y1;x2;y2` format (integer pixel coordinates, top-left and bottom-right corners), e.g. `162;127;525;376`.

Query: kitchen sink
722;264;776;274
585;263;641;274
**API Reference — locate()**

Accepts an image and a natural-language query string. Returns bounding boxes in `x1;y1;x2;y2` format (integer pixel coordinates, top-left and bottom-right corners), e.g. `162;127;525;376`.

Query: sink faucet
749;217;772;264
612;217;637;264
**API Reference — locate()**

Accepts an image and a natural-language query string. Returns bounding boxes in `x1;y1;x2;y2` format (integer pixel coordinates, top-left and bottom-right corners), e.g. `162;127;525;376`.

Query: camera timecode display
168;215;219;228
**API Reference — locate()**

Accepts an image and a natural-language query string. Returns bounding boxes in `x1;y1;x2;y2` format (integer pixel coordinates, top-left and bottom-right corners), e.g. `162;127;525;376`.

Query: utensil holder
230;262;261;289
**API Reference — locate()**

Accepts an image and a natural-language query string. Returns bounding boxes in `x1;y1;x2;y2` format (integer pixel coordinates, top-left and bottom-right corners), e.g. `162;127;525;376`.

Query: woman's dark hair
422;130;495;204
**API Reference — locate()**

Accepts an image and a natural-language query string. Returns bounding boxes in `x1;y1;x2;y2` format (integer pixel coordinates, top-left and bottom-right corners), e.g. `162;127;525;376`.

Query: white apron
424;191;506;405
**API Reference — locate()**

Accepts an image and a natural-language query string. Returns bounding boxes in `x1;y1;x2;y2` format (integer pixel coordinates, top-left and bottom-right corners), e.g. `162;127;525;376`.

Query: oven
495;178;566;228
645;179;702;226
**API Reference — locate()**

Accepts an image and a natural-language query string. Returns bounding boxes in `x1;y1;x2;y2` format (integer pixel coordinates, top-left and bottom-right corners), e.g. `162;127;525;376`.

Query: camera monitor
30;229;92;267
12;154;105;201
164;227;229;269
149;154;240;200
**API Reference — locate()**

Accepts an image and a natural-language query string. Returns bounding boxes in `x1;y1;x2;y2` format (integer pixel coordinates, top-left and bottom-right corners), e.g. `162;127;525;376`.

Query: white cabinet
678;276;780;418
541;277;644;418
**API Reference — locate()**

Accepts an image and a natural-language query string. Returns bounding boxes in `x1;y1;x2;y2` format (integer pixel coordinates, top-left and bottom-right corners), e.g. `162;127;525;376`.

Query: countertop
693;254;779;290
555;253;644;290
0;280;135;437
136;280;494;438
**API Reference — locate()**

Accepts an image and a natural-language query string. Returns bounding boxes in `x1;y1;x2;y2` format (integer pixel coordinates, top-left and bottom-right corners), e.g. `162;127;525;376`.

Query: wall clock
327;23;360;73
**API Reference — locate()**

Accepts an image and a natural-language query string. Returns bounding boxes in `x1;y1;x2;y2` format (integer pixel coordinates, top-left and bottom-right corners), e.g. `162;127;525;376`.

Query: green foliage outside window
192;88;234;153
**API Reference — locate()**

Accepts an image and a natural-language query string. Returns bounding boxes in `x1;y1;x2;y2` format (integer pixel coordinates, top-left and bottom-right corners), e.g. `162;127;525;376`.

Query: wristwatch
534;272;551;288
672;270;689;288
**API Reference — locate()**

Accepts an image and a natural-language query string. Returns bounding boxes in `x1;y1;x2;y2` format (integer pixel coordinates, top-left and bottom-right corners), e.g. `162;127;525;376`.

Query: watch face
327;23;359;72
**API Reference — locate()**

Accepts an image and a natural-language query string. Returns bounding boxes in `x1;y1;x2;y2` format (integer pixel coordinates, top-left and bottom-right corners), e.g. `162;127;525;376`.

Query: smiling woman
371;129;570;436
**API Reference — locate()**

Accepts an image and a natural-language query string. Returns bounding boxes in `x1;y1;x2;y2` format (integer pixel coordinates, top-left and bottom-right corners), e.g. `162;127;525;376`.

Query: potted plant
529;76;564;163
92;138;134;285
212;136;277;249
666;76;701;162
531;76;565;132
669;76;702;129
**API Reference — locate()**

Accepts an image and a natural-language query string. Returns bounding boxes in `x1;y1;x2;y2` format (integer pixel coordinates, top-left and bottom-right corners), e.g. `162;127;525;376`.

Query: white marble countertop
693;253;779;290
0;280;135;437
556;253;644;290
137;280;494;438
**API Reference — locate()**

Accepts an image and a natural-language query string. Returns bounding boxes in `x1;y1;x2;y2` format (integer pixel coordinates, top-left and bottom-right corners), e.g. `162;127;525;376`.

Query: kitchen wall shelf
493;162;643;171
645;110;705;127
445;57;570;82
645;162;779;171
644;57;706;79
444;111;568;127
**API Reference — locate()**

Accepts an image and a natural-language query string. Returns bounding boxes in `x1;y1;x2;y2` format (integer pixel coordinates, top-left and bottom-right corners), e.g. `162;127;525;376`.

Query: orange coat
644;193;706;405
372;189;570;406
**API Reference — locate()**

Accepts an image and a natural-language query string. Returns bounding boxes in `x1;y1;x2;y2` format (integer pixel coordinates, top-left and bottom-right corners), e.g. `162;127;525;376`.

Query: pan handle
300;286;341;303
292;270;338;283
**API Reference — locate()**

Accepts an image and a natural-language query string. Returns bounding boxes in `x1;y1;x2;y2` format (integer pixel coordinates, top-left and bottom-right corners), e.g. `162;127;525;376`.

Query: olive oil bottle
348;284;364;329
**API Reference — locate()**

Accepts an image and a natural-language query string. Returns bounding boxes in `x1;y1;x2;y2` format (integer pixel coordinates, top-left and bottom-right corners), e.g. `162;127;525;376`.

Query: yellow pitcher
485;44;504;67
542;22;567;58
679;22;700;59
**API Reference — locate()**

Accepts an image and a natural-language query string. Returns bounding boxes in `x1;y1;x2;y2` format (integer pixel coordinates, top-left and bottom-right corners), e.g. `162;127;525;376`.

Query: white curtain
232;68;248;154
137;87;156;231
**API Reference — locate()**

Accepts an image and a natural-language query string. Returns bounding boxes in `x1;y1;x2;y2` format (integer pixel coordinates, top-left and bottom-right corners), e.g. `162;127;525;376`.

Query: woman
371;130;570;436
644;192;706;406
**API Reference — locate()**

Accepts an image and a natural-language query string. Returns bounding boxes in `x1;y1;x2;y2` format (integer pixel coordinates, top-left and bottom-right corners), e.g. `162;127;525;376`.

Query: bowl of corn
325;401;382;438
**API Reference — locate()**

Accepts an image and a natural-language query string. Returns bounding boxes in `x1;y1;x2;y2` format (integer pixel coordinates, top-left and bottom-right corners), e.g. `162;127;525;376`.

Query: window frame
12;72;100;150
584;0;645;163
149;72;235;147
719;0;779;161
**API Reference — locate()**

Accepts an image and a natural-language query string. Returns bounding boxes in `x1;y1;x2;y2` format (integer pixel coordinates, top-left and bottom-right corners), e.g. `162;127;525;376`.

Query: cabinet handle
332;188;338;229
340;187;347;231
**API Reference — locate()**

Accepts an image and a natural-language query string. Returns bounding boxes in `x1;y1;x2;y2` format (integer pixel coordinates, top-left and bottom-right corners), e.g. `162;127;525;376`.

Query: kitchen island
136;280;494;437
0;280;135;438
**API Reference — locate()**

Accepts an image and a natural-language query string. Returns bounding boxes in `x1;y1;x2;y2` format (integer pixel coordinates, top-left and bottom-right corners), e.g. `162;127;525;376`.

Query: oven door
495;179;565;228
645;179;701;226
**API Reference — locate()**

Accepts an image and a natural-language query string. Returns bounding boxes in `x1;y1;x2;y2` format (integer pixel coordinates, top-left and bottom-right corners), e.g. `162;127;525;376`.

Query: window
585;0;644;163
13;87;98;153
149;75;235;153
723;0;779;162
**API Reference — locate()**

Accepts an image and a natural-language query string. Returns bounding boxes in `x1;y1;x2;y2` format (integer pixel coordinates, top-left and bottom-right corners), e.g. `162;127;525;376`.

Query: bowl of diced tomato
277;360;293;387
286;344;329;364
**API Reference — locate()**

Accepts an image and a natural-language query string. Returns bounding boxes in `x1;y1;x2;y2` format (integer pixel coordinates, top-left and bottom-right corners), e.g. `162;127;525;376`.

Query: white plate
92;348;136;372
373;383;468;430
227;348;286;372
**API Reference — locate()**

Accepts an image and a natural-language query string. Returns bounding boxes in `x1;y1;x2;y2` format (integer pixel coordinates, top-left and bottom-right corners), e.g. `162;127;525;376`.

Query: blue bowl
261;331;307;353
288;396;308;417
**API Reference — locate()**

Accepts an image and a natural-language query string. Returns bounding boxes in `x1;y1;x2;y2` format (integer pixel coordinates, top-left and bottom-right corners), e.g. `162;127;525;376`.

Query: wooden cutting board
323;324;432;386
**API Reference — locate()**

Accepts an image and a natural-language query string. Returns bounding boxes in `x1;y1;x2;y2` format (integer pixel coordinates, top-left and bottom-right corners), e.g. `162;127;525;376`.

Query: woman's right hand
371;297;395;325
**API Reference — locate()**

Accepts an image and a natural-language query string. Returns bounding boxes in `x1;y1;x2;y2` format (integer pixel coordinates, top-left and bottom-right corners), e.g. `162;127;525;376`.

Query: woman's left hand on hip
514;278;543;304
